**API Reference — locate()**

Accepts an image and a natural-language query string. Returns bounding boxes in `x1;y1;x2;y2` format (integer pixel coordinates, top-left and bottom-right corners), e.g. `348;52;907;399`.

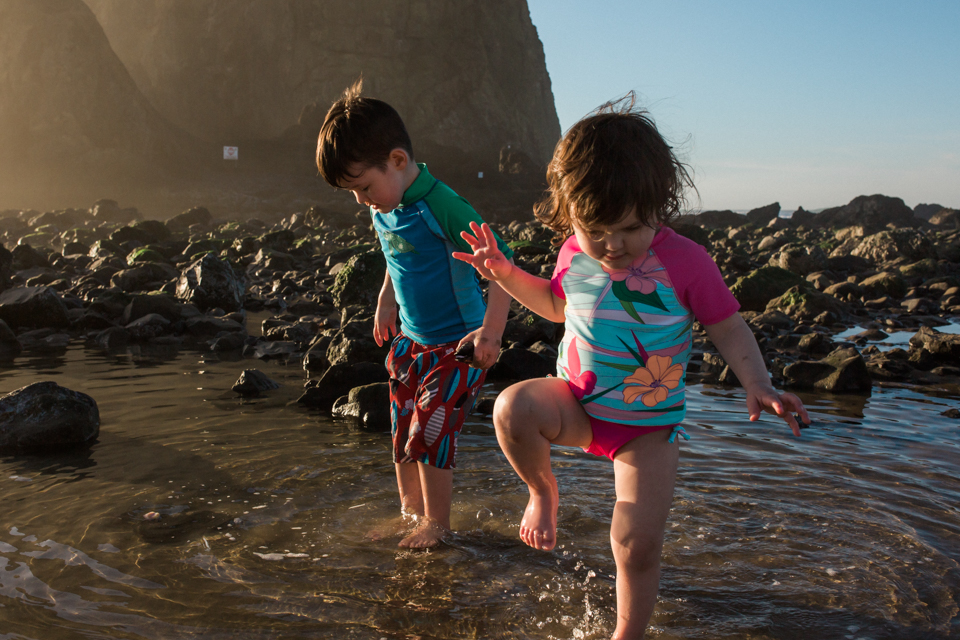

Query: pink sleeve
653;228;739;325
550;235;579;300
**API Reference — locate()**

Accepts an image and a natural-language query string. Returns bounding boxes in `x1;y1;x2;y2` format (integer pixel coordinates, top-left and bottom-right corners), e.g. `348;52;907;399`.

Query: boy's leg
395;462;423;516
609;429;679;639
493;377;593;551
398;462;453;548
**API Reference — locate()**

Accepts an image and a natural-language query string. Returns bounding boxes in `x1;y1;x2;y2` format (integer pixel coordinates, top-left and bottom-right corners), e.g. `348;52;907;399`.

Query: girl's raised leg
609;430;679;639
493;377;593;550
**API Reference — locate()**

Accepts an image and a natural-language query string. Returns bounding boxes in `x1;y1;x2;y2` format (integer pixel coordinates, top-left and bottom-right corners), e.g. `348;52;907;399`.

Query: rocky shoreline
1;193;958;453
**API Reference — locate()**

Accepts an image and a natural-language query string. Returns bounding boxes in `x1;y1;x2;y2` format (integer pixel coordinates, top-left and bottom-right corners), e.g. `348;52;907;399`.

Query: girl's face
570;207;657;270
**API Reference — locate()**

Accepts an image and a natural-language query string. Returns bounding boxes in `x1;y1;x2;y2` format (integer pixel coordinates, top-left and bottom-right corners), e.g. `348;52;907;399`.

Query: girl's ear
389;148;409;171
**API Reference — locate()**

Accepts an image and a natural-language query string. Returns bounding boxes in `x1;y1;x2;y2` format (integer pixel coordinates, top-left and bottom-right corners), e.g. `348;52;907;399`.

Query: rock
11;245;51;271
850;229;936;265
210;331;247;352
325;313;390;367
929;208;959;229
864;351;914;382
488;346;554;381
166;207;213;233
745;202;781;227
0;1;194;205
0;319;21;359
123;294;183;324
93;326;131;350
125;313;171;341
176;253;245;312
814;195;919;232
302;335;332;373
783;347;872;392
111;263;179;292
329;251;386;309
502;311;556;347
232;369;280;396
184;316;245;338
85;0;560;172
765;285;849;322
771;244;828;276
730;267;804;312
684;210;745;229
942;408;960;419
748;310;795;332
136;509;232;544
908;327;960;368
859;272;907;300
0;286;69;329
330;382;391;431
297;362;389;411
0;381;100;454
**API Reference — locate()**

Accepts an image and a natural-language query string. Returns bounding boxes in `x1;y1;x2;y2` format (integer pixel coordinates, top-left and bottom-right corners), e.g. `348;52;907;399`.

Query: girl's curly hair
534;92;695;242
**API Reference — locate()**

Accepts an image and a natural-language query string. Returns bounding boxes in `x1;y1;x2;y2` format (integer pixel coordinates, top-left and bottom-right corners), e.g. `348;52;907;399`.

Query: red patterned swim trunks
385;334;487;469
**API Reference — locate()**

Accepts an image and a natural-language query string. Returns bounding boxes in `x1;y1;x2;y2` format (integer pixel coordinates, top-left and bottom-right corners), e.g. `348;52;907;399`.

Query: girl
453;96;810;639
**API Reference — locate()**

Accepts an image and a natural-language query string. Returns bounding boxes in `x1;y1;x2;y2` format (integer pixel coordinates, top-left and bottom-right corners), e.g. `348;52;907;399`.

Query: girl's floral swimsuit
550;227;740;460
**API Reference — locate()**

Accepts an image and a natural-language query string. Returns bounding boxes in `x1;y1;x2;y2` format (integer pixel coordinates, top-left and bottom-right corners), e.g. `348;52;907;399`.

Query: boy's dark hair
316;78;414;187
534;92;694;242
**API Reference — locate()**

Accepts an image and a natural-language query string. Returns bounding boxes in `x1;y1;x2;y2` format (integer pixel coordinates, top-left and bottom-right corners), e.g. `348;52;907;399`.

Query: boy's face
570;206;657;270
338;150;410;213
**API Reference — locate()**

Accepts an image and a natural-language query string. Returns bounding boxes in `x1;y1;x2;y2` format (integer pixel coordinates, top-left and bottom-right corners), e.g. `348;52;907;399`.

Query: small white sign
477;171;483;179
223;146;239;160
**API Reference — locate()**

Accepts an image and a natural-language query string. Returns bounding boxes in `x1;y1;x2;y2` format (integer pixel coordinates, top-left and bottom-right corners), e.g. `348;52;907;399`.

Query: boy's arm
453;222;566;323
373;270;398;347
459;275;511;369
703;313;810;436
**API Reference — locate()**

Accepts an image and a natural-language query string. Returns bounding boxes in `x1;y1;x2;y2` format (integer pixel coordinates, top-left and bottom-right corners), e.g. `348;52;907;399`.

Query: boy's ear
388;148;409;171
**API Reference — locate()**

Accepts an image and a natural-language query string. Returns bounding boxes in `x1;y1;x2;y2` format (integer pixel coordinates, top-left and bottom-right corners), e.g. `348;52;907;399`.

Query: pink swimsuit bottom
583;416;676;460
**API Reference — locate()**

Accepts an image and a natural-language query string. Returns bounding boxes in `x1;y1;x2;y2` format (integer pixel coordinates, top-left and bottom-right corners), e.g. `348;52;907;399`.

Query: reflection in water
1;344;958;639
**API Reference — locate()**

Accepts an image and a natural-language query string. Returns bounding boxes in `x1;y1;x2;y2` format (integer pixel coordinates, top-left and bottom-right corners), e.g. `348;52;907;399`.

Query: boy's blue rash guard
371;164;514;346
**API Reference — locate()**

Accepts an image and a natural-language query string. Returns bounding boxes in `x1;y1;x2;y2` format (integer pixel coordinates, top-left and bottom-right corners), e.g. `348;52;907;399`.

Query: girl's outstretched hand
452;222;514;282
747;389;811;437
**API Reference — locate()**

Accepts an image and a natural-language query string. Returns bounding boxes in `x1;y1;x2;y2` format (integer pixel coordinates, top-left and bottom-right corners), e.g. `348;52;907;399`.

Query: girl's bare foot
398;516;448;549
519;481;559;550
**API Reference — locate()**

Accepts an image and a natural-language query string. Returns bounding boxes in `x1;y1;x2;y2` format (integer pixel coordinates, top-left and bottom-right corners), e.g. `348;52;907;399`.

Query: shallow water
1;342;958;639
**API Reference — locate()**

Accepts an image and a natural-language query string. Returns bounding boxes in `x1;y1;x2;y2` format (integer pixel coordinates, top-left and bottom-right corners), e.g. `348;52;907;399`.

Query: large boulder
745;202;781;227
330;382;391;431
175;253;245;312
814;195;919;232
730;267;804;312
770;243;828;276
329;251;386;309
849;229;936;265
0;286;69;329
908;326;960;368
765;285;849;322
782;347;872;393
84;0;560;174
0;0;195;207
0;381;100;453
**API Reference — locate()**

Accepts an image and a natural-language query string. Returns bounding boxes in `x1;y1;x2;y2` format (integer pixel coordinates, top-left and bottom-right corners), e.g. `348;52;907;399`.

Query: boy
316;80;514;548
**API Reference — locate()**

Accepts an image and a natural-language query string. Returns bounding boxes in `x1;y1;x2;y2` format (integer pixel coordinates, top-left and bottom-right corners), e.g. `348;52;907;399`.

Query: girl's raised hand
452;222;514;282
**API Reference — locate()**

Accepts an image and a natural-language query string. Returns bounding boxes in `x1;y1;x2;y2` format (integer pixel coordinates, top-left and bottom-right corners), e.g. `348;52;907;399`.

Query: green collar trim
400;163;435;206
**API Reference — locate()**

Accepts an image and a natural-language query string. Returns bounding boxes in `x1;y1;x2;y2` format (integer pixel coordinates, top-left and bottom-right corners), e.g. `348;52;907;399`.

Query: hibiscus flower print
561;336;597;401
602;253;672;294
622;355;683;407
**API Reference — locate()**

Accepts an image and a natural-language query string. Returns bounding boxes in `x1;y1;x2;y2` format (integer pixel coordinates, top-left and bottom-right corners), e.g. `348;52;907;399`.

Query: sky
526;0;960;212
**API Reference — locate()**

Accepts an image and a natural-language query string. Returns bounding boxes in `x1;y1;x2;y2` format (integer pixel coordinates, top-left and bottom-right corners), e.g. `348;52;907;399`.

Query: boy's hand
373;302;397;347
457;326;502;370
747;388;811;437
452;222;514;282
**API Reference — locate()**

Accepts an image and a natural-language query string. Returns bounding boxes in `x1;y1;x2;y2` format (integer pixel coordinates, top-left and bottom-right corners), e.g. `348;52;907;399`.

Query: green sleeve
425;185;515;260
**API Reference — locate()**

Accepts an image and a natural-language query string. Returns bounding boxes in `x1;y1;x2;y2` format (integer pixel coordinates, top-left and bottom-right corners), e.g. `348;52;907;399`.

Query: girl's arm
703;312;810;436
452;222;566;323
373;270;397;347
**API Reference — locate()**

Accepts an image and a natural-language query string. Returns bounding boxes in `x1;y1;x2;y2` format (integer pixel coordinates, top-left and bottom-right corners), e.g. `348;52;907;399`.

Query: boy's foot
398;516;448;549
519;484;559;551
365;515;409;542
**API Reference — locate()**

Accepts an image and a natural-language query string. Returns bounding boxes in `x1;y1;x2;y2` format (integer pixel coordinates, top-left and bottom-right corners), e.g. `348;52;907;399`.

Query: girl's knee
611;527;662;573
